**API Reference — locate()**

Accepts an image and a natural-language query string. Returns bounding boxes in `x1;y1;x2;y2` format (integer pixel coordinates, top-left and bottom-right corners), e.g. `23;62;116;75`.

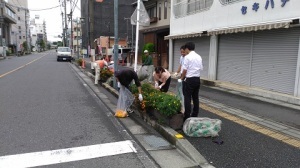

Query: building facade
81;0;135;53
29;16;47;51
167;0;300;96
0;0;16;55
140;0;170;67
8;0;29;53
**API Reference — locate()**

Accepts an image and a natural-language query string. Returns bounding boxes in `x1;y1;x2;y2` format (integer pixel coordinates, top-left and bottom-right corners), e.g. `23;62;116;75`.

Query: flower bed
131;83;183;125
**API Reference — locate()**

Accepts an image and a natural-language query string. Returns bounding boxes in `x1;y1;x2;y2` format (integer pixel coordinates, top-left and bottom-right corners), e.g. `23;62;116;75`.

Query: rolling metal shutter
250;28;300;94
172;37;210;78
194;36;210;78
173;39;189;72
217;32;252;85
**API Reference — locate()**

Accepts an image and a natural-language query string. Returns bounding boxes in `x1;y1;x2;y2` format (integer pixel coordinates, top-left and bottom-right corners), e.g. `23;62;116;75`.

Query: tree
39;40;46;51
22;41;28;53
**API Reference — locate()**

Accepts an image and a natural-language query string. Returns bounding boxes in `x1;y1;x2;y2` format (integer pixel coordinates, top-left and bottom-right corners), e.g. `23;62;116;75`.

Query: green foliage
100;68;113;81
142;43;155;62
131;83;181;117
57;41;63;47
22;41;28;52
39;40;46;50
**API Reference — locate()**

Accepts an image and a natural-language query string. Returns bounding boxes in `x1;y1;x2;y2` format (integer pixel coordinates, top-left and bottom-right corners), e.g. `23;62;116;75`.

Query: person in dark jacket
114;69;143;102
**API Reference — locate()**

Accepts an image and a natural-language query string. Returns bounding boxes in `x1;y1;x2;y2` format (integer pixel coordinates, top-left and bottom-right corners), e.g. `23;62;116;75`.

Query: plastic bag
115;85;134;118
176;82;185;113
183;117;222;137
137;65;149;81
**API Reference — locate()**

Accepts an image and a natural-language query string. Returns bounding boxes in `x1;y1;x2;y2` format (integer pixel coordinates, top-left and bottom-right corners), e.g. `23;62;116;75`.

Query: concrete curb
81;67;213;167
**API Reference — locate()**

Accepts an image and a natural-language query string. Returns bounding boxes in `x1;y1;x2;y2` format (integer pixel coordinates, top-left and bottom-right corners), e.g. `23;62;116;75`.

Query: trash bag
115;85;135;118
183;117;222;137
176;82;185;113
137;65;149;81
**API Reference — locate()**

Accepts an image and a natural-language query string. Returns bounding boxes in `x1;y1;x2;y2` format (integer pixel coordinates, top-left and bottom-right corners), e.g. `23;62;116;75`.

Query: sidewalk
78;62;300;167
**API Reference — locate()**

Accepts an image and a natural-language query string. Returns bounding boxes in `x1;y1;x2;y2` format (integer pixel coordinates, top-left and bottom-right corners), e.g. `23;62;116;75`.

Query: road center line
0;140;137;168
0;56;45;79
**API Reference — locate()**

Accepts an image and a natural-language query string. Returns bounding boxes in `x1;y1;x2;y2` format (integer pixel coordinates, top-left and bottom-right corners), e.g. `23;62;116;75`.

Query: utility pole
61;12;65;47
76;18;79;59
70;0;73;55
64;0;67;47
86;0;90;58
25;9;28;53
113;0;119;88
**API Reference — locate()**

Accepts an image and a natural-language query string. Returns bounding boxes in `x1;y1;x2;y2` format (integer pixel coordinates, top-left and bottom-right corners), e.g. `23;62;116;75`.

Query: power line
6;3;60;11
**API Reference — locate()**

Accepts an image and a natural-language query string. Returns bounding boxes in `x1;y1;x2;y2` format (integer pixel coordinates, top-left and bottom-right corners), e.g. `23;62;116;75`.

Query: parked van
112;47;132;63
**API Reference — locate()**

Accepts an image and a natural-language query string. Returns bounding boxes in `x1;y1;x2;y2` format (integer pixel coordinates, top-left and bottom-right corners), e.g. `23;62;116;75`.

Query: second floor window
147;5;157;18
164;1;168;19
174;0;213;18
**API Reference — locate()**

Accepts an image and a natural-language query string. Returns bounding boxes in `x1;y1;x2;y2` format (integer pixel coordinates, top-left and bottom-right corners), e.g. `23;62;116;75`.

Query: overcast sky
28;0;81;42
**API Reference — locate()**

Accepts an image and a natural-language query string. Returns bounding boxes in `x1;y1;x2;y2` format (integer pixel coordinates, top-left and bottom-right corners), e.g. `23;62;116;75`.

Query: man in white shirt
174;45;186;77
178;42;203;121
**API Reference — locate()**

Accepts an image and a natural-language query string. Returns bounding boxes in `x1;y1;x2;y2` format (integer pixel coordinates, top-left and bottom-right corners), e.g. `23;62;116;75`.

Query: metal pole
134;0;141;72
61;12;65;47
64;0;67;47
113;0;119;89
87;0;90;59
77;18;79;59
70;0;73;55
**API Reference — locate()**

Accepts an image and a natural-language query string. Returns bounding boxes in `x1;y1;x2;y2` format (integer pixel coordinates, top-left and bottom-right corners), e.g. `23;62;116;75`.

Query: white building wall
170;0;300;36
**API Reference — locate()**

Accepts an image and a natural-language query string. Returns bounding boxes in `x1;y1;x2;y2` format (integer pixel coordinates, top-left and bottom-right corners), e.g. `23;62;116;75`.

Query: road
0;52;157;168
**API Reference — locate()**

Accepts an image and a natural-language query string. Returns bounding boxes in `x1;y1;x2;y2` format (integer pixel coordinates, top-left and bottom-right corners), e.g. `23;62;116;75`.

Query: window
147;5;157;18
173;0;213;18
19;36;21;39
18;26;21;29
164;1;168;19
158;3;162;20
219;0;244;5
18;8;20;12
18;17;20;20
23;36;25;39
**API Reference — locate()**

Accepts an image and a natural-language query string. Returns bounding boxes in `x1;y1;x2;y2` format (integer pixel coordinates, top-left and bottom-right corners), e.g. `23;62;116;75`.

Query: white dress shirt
179;56;185;73
182;51;203;78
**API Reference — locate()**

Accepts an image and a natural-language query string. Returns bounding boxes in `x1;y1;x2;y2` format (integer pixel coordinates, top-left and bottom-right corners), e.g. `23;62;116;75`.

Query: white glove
174;72;178;77
154;82;158;88
138;94;143;101
178;79;182;83
117;82;121;88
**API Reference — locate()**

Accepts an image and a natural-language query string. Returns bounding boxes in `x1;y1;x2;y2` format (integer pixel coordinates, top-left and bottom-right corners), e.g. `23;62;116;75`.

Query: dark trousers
159;77;171;92
184;77;200;121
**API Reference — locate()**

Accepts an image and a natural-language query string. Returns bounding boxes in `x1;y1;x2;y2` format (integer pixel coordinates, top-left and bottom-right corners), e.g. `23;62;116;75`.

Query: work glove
178;79;182;83
154;82;158;88
117;82;121;88
173;72;178;77
138;94;143;101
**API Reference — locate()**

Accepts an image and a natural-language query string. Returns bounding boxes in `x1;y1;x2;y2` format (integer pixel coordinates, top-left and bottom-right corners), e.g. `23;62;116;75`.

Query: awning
207;20;292;36
165;19;294;40
164;32;203;40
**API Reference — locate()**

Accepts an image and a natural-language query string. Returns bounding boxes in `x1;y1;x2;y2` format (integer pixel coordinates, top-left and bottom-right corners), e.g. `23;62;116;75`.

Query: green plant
100;68;113;81
131;83;181;117
142;43;155;62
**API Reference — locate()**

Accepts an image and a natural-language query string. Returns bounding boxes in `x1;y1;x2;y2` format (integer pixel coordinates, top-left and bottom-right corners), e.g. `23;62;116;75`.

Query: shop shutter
194;36;210;79
173;39;189;72
250;28;300;94
217;33;252;85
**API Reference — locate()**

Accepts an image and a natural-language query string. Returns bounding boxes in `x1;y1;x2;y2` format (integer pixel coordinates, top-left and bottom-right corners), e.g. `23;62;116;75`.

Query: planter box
148;108;183;130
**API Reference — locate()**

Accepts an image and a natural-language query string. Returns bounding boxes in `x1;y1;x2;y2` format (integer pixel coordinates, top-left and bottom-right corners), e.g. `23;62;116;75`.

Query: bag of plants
183;117;222;137
115;85;134;118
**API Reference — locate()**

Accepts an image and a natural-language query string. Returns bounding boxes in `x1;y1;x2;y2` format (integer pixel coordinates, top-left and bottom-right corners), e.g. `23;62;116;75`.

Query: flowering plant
131;83;181;117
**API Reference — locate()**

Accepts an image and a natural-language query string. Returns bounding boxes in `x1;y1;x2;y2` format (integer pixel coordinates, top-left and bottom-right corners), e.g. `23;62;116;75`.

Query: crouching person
114;69;143;117
153;66;171;92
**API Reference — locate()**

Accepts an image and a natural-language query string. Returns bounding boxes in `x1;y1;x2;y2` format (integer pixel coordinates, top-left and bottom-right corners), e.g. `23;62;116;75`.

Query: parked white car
56;47;72;62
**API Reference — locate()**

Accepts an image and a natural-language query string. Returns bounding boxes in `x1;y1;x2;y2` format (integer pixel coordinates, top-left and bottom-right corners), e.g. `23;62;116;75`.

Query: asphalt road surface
0;52;157;168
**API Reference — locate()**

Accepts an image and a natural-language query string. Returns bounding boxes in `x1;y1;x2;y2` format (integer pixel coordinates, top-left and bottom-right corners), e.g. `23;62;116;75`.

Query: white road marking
0;140;136;168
